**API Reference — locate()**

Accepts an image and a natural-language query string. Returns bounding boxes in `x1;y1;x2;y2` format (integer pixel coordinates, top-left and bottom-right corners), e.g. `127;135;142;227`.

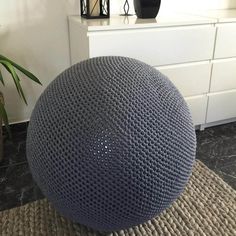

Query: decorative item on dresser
120;0;133;16
80;0;110;19
133;0;161;18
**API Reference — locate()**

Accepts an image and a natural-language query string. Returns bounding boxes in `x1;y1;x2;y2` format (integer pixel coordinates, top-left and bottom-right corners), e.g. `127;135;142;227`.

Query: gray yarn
26;56;196;232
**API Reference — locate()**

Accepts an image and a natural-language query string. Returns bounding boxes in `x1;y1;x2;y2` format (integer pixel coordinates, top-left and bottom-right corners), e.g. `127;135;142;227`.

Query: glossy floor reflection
0;122;236;211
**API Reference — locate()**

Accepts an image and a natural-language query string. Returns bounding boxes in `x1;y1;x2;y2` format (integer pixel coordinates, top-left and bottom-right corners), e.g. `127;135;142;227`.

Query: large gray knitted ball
26;56;196;232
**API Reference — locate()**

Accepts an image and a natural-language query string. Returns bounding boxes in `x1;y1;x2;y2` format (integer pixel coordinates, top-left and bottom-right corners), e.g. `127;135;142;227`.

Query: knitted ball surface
26;56;196;232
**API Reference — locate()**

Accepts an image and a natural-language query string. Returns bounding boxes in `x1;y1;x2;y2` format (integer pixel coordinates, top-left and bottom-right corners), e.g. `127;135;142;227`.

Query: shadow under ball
134;0;161;18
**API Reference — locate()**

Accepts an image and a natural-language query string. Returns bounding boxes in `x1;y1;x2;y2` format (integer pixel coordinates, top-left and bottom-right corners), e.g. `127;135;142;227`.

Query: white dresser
68;11;236;129
193;10;236;127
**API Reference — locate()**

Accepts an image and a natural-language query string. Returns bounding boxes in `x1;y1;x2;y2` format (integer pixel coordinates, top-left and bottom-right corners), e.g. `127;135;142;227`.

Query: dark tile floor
196;122;236;190
0;122;236;212
0;123;44;211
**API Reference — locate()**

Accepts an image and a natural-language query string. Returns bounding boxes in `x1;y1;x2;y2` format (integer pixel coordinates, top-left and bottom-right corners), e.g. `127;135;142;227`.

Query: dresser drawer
157;62;211;97
207;90;236;123
214;23;236;59
89;25;216;66
210;58;236;92
185;95;207;126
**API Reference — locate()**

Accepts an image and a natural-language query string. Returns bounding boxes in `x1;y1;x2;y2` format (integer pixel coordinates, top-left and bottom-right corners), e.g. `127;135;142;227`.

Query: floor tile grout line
0;160;28;169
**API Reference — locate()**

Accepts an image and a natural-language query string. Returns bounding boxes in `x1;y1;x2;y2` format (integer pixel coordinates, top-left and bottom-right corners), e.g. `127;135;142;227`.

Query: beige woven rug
1;160;236;236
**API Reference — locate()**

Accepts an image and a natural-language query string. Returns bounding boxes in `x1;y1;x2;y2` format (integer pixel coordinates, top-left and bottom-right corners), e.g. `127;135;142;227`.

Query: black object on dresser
133;0;161;18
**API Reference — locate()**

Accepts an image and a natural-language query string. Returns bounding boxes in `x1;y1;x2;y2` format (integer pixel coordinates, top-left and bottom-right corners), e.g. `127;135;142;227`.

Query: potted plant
0;54;41;162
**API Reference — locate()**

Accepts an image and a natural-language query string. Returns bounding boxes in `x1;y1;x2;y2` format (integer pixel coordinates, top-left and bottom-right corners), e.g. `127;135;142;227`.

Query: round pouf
26;56;196;232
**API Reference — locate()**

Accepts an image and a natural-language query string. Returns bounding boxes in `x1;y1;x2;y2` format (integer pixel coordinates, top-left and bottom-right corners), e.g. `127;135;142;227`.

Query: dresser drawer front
214;23;236;59
89;25;215;66
185;95;207;126
211;58;236;92
157;62;211;97
207;90;236;123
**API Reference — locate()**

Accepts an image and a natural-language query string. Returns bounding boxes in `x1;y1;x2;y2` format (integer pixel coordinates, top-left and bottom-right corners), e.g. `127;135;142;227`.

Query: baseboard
196;117;236;131
2;121;29;135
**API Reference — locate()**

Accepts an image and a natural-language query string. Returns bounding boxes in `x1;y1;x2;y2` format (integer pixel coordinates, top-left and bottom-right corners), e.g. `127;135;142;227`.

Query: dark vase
133;0;161;19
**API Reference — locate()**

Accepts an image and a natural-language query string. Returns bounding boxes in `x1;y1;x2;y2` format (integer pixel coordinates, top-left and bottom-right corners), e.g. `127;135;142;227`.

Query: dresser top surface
69;12;216;31
190;9;236;23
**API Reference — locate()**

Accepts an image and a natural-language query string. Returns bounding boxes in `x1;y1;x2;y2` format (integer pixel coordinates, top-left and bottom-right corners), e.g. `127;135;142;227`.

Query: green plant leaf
0;68;5;85
0;54;41;140
0;100;11;138
0;59;13;74
15;72;27;105
0;60;27;104
0;60;20;93
0;54;41;85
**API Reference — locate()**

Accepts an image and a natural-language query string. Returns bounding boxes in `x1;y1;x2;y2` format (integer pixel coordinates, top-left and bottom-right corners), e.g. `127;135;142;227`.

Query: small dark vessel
133;0;161;18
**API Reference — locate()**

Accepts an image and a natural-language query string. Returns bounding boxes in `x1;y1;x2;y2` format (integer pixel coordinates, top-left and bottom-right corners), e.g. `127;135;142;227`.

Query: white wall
0;0;80;123
113;0;236;14
162;0;236;11
0;0;235;123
